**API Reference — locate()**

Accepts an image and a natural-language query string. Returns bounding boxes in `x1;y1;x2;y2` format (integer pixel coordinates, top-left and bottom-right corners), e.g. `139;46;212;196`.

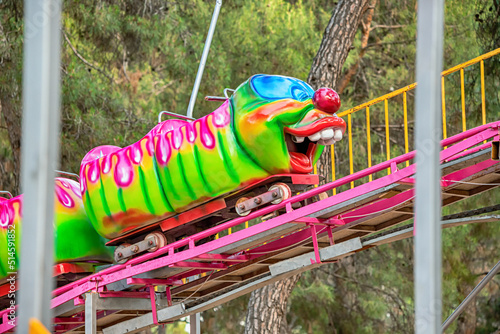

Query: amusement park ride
1;59;499;333
1;1;499;333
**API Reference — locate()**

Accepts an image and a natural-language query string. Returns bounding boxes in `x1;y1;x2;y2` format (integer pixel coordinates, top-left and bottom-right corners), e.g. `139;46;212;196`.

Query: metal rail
0;121;498;333
43;122;499;310
442;260;500;331
1;39;498;332
186;0;222;118
335;47;500;185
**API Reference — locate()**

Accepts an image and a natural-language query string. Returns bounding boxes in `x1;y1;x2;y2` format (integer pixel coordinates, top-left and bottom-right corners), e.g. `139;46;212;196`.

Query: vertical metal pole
190;313;201;334
414;0;444;333
17;0;63;332
186;0;222;118
85;293;97;334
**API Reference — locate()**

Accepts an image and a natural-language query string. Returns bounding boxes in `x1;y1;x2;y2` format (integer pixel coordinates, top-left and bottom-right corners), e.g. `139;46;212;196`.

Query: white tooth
325;138;335;145
320;128;334;140
333;129;343;141
308;132;321;142
318;138;336;146
292;136;305;143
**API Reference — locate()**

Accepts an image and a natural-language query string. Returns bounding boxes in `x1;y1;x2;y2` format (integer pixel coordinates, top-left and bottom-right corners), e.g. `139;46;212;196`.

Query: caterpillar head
231;74;346;174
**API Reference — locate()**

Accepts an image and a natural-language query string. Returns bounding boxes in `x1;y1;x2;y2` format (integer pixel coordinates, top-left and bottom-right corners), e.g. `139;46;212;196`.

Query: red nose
312;88;341;114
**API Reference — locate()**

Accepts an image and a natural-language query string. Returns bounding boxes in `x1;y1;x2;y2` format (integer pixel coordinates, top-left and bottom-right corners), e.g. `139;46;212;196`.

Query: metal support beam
102;261;319;333
85;293;98;334
414;0;445;333
186;0;222;118
270;238;362;276
362;215;500;247
102;304;186;334
190;313;201;334
442;260;500;331
17;0;63;332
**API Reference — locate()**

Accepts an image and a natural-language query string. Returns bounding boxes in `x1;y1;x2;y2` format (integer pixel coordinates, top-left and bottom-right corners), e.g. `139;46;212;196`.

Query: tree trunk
244;1;370;333
307;0;371;185
0;19;22;195
244;274;300;334
337;0;377;95
0;95;22;195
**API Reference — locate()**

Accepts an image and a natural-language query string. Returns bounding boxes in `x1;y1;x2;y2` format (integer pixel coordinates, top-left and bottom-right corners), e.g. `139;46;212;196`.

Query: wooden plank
347;225;377;232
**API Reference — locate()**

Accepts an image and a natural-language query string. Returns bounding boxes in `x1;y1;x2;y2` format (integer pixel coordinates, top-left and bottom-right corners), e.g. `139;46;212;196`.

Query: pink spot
102;155;113;174
144;136;154;156
184;123;197;143
56;186;75;208
172;129;184;149
114;150;134;187
0;198;21;228
88;161;100;183
130;142;143;164
80;175;87;194
65;179;82;199
156;134;172;165
199;118;216;149
212;101;230;127
0;202;10;228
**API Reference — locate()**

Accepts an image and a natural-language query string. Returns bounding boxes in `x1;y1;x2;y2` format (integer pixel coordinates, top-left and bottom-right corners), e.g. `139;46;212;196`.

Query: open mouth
284;116;345;173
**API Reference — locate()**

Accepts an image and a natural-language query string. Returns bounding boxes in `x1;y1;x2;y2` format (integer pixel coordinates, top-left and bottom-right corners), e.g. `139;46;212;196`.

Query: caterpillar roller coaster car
0;74;346;283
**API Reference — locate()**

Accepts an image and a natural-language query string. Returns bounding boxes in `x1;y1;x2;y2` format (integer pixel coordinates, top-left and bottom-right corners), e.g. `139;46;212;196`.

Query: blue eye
250;75;314;101
291;86;310;102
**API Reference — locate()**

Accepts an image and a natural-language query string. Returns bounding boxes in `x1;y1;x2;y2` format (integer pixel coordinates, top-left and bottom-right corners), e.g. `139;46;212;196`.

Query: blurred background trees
0;0;498;333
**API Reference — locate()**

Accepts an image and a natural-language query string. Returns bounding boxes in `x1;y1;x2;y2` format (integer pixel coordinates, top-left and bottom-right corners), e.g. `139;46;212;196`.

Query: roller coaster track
1;120;498;333
1;50;499;333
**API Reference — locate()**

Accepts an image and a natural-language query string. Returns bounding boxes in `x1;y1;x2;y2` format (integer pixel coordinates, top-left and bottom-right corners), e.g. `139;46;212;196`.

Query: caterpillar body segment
81;75;346;240
0;178;113;279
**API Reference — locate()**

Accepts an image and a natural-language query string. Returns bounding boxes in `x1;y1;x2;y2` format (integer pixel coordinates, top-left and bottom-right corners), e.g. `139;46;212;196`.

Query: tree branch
370;24;406;31
337;0;377;94
62;30;113;82
365;39;414;49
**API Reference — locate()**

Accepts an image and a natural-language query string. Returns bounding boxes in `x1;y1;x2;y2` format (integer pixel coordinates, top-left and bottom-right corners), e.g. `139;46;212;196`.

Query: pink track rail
51;121;500;306
1;121;499;332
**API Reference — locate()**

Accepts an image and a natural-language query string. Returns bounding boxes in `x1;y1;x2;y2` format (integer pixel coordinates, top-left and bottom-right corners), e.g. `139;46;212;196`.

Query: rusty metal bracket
235;188;283;215
115;236;157;262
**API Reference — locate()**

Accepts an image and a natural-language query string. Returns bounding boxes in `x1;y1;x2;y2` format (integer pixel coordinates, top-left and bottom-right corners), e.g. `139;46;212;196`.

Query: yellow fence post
384;99;391;174
441;76;448;149
403;92;409;167
348;114;354;188
460;68;467;132
330;50;499;190
331;144;336;195
366;107;372;181
314;164;318;188
480;60;486;125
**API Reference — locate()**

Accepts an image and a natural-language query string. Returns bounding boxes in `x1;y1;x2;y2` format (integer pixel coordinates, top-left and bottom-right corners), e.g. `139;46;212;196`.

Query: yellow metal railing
228;49;500;237
334;48;500;188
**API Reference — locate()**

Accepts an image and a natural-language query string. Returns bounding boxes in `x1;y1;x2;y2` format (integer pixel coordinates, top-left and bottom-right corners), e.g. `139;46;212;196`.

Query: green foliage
282;0;500;332
1;0;330;178
0;0;499;332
